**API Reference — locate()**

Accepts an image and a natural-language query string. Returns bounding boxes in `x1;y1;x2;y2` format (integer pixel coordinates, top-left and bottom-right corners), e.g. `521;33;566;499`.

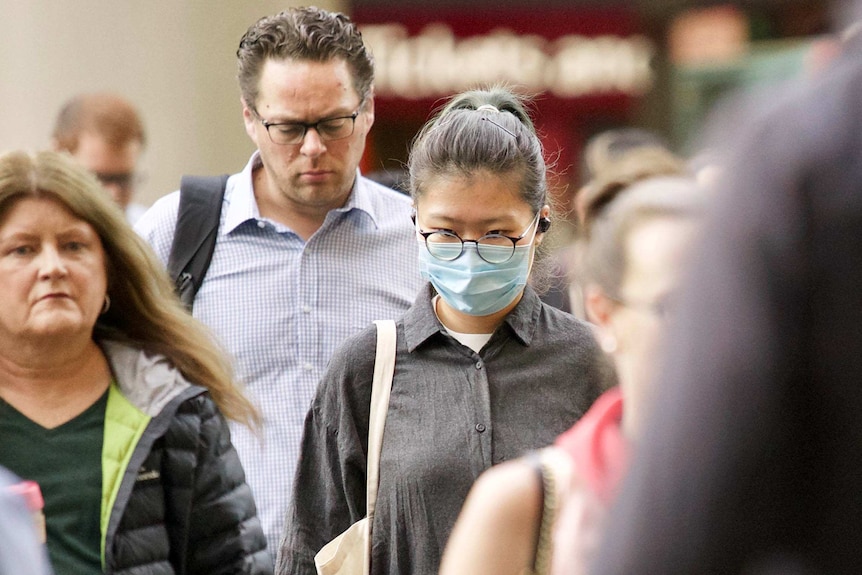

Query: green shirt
0;390;107;575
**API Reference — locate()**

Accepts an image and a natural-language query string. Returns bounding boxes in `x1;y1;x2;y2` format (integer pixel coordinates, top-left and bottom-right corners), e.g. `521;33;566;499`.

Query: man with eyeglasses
135;7;422;555
52;92;148;223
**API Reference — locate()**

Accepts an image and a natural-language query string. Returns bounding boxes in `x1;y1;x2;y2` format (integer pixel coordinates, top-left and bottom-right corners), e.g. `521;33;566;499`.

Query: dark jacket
100;341;272;575
279;285;610;575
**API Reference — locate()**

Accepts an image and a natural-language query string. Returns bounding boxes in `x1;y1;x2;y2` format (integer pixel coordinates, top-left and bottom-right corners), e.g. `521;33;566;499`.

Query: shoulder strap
166;174;229;310
527;451;558;575
366;320;397;524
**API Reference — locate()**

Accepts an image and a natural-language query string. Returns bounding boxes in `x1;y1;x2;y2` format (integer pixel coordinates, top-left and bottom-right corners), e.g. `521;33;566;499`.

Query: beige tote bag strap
367;320;396;523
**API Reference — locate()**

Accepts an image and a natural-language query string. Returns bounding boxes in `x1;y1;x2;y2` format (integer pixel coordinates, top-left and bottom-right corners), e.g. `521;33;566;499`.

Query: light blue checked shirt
135;152;423;551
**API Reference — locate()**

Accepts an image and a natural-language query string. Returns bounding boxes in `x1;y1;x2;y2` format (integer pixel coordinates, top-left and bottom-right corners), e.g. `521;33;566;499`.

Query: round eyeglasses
252;103;363;146
415;213;540;264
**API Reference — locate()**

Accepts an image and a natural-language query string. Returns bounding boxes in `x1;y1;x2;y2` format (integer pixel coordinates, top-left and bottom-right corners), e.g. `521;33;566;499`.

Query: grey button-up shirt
278;284;611;575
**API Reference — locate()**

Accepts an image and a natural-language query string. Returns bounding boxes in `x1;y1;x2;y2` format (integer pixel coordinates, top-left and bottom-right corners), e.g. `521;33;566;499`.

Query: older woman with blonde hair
0;150;271;574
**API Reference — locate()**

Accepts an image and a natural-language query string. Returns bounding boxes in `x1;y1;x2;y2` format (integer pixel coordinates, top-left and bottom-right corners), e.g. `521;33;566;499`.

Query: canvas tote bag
314;319;397;575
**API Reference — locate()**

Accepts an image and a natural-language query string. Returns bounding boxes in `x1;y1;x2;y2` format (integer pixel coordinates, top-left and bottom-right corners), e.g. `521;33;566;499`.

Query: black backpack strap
167;174;229;310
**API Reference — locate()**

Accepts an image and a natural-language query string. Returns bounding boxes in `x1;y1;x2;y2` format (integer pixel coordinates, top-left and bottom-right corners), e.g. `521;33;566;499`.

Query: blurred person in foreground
0;150;271;574
135;7;422;550
591;10;862;575
0;466;53;575
52;92;149;223
277;87;611;575
439;173;704;575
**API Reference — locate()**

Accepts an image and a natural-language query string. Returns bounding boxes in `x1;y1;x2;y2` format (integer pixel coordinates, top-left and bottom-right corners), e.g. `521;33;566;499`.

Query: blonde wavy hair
0;150;260;428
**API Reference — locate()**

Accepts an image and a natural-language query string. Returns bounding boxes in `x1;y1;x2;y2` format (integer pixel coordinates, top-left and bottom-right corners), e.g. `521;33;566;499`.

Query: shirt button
257;221;266;229
475;360;483;370
302;305;312;313
475;423;486;433
303;363;314;371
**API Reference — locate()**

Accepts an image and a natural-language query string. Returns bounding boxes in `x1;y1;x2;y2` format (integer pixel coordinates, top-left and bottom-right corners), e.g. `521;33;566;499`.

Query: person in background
591;8;862;574
573;128;683;224
277;87;611;575
135;7;423;551
439;174;704;575
541;128;685;318
0;150;271;574
51;92;149;223
0;466;53;575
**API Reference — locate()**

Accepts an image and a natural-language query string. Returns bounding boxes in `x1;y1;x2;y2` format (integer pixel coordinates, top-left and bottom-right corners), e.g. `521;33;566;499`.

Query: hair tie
476;104;500;113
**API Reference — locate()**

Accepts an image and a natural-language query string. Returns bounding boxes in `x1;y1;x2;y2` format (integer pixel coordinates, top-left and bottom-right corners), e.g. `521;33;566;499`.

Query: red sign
352;5;652;211
353;5;652;119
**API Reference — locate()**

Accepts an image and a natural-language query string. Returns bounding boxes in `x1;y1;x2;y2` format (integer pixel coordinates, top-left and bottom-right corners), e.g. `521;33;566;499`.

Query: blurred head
0;151;258;426
51;93;145;210
574;129;686;225
408;87;553;325
579;175;704;438
238;7;376;213
581;128;671;183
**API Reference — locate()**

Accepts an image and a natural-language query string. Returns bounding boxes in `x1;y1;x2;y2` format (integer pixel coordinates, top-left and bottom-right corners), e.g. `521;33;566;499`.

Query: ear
584;284;614;329
363;89;375;131
585;284;619;354
574;184;590;226
535;204;551;244
241;97;259;144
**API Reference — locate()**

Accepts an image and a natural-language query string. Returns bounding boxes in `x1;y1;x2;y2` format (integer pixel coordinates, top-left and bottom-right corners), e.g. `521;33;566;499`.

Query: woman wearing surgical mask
278;87;611;575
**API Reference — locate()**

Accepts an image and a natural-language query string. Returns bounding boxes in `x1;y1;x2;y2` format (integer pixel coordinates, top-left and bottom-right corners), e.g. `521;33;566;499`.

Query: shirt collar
333;169;384;228
403;283;542;352
222;152;263;234
222;152;383;234
502;284;542;346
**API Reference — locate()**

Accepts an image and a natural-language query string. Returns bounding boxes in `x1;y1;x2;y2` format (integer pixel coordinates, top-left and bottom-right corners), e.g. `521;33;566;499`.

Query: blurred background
0;0;835;231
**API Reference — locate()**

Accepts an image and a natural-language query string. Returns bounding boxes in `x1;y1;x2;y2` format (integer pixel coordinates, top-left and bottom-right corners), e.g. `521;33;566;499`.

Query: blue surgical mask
418;231;537;317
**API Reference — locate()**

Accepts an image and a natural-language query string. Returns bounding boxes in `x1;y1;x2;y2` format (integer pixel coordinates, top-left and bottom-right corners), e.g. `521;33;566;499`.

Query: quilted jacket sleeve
183;394;273;575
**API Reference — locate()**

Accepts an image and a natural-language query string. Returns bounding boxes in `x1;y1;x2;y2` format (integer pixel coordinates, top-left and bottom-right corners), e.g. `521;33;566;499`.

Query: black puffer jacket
100;341;272;574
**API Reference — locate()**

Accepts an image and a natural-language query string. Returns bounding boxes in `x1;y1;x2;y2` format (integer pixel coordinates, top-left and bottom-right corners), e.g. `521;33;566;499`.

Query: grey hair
407;87;546;212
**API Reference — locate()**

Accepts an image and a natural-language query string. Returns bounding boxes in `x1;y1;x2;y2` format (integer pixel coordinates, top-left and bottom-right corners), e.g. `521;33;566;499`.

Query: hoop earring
102;295;111;315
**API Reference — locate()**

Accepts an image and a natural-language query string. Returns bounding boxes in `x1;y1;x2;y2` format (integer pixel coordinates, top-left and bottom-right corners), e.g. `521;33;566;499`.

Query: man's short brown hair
236;6;374;109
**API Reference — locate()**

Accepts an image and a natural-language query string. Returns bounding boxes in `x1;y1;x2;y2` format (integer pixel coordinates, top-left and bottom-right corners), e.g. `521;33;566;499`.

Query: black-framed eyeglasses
414;212;539;264
252;103;363;145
